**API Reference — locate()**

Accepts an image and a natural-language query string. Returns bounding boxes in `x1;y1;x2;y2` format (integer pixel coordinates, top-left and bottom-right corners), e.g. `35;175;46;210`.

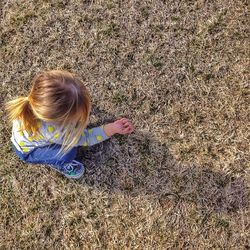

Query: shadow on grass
75;107;249;214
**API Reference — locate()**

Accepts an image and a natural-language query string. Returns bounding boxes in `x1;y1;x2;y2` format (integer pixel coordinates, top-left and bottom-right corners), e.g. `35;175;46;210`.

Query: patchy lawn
0;0;249;249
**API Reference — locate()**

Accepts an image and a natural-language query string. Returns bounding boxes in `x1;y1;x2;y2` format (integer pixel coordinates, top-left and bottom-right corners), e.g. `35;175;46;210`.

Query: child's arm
77;118;134;147
77;125;110;147
42;118;134;146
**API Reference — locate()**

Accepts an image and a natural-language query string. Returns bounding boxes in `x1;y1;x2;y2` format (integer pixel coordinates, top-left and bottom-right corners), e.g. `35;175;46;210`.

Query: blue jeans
13;144;78;168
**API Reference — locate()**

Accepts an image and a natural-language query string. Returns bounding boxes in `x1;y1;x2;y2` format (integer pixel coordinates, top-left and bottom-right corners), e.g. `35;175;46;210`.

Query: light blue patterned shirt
11;119;110;154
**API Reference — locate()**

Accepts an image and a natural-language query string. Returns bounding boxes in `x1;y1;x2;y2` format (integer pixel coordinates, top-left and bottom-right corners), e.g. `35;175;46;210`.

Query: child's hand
104;118;134;137
113;118;135;135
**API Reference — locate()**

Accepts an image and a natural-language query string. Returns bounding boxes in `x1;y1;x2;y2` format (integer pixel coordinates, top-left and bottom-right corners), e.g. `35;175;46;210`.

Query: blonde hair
6;70;91;154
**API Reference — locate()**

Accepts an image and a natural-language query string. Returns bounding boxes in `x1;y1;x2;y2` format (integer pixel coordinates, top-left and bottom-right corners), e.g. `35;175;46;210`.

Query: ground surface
0;0;249;249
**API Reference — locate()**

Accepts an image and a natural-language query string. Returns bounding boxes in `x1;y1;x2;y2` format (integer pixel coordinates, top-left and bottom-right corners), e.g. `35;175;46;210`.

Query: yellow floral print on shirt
54;133;60;139
96;135;103;141
23;148;29;153
48;126;55;133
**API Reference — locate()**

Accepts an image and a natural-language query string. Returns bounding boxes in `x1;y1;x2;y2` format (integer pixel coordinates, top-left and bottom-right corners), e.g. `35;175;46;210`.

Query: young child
6;70;134;179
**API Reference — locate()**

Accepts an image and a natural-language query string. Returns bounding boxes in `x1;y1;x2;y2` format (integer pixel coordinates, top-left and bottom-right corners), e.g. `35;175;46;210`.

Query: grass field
0;0;249;249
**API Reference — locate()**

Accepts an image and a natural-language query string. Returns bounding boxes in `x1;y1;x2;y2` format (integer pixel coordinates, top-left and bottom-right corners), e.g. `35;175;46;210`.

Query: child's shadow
76;107;249;214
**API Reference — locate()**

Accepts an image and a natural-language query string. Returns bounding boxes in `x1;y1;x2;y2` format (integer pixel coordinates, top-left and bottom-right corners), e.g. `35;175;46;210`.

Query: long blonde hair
6;70;91;154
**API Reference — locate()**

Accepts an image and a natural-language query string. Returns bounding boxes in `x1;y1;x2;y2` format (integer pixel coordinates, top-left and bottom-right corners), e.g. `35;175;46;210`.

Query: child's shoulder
12;119;60;132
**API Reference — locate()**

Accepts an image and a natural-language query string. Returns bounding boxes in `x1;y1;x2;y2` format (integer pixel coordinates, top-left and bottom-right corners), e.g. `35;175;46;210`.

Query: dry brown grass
0;0;249;249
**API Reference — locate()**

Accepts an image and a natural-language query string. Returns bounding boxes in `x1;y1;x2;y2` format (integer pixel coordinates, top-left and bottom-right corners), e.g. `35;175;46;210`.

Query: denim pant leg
14;144;77;168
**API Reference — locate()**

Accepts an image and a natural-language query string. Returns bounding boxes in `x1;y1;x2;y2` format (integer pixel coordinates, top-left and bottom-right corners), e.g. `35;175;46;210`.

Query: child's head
6;70;91;152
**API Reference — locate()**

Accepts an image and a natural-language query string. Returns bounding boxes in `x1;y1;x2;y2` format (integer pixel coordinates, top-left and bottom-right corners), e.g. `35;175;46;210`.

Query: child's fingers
122;123;134;133
122;122;132;130
123;122;130;128
120;118;133;124
121;120;130;126
116;118;134;133
124;127;134;134
119;118;128;122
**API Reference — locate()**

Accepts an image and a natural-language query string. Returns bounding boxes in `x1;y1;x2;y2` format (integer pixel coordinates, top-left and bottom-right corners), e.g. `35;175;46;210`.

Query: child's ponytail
6;97;38;134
